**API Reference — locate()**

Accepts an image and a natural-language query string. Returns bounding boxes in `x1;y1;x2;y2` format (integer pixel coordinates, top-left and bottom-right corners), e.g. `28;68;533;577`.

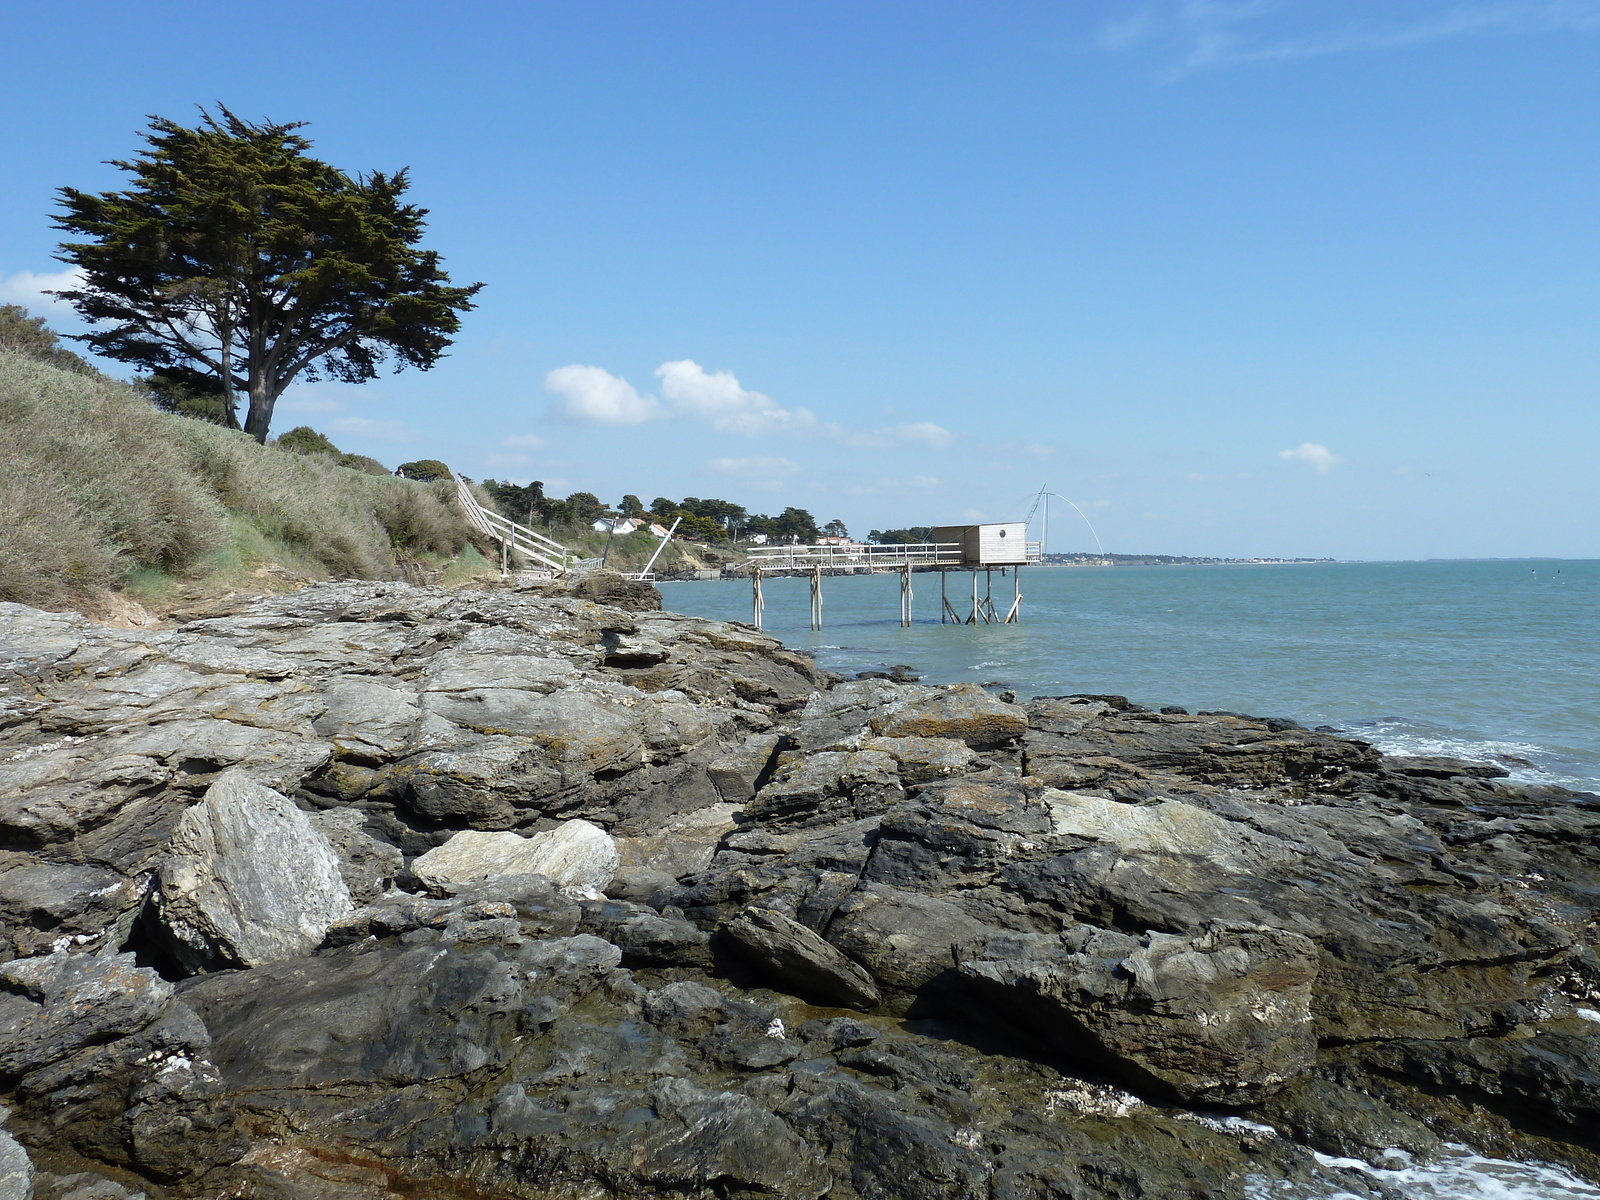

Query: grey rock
411;820;619;896
33;1172;147;1200
959;921;1319;1105
304;808;403;903
0;1128;31;1200
723;906;880;1009
0;950;173;1076
871;683;1028;748
743;750;904;830
154;770;353;971
309;675;419;759
706;733;781;803
862;735;979;783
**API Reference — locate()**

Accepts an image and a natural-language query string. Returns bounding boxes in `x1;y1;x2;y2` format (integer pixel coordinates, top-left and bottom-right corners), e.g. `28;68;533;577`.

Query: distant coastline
1040;553;1335;567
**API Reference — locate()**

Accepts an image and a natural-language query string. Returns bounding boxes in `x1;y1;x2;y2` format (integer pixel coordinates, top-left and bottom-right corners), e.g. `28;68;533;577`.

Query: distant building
648;522;673;539
746;532;769;545
593;517;640;535
815;535;855;546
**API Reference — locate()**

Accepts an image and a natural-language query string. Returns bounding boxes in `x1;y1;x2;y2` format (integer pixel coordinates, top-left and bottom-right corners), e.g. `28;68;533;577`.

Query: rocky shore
3;577;1599;1199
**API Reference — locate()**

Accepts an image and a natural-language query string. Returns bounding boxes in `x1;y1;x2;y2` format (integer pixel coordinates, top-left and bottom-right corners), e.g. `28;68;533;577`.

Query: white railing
453;477;572;574
741;541;1043;572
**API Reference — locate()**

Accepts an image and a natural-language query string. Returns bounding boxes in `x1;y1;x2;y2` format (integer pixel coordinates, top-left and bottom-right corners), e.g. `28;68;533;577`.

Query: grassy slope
0;350;496;613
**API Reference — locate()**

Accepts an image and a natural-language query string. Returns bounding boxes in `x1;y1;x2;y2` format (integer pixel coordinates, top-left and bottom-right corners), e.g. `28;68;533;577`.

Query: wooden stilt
810;564;822;631
940;569;948;624
752;566;764;631
899;564;913;627
1004;565;1023;623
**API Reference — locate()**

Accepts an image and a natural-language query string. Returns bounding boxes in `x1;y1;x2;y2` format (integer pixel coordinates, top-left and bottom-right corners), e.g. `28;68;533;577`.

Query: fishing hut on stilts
741;523;1040;631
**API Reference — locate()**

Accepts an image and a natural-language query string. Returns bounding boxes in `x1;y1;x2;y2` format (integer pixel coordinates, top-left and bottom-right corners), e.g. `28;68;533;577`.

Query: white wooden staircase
453;477;573;576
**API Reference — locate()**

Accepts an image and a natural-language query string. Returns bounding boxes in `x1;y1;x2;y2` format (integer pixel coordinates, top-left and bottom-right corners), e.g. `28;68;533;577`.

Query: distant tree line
476;481;862;545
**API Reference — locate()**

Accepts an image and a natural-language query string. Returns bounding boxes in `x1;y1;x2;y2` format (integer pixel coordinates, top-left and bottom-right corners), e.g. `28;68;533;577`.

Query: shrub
397;459;452;481
0;350;487;610
0;351;229;607
276;425;342;457
0;305;98;376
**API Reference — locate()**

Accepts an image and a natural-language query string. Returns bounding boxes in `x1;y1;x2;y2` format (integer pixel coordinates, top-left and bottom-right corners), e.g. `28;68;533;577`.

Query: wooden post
752;566;764;631
810;564;823;631
899;564;913;627
1004;565;1023;623
969;572;979;625
940;569;947;624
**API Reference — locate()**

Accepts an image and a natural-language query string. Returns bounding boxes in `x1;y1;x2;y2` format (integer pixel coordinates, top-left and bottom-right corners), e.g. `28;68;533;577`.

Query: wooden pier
741;524;1041;631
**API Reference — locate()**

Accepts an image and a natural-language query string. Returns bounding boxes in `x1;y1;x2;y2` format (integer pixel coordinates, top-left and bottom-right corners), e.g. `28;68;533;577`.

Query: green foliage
565;492;604;522
277;425;342;457
0;350;484;609
618;493;645;517
397;459;452;481
0;305;97;376
869;526;935;544
0;350;229;607
141;371;234;424
481;478;546;523
53;106;483;442
823;518;849;538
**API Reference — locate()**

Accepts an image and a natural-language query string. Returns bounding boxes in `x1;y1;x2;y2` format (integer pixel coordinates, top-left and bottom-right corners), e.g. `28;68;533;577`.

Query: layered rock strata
1;581;1598;1197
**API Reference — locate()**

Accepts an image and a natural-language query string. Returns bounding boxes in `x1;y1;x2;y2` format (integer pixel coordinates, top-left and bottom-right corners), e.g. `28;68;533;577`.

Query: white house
592;517;640;535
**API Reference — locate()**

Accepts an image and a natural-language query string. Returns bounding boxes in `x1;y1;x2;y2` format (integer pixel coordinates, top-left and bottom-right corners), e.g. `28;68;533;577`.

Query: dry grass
0;351;489;611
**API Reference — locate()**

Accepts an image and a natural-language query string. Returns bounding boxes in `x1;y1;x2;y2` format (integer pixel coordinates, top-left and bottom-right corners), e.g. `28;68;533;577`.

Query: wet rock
153;771;353;971
959;921;1319;1105
411;819;619;897
723;906;880;1009
826;884;993;993
579;898;712;968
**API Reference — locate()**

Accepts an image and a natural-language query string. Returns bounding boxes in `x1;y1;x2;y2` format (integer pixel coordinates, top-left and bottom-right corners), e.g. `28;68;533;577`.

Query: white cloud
708;455;801;476
1099;10;1156;50
847;475;944;497
1278;442;1339;473
1115;1;1600;80
0;268;85;321
835;421;954;449
545;364;663;424
656;359;816;435
542;357;955;449
502;433;547;449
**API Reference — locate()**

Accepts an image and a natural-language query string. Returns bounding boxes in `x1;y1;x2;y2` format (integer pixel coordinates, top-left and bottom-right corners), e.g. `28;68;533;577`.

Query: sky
4;0;1600;560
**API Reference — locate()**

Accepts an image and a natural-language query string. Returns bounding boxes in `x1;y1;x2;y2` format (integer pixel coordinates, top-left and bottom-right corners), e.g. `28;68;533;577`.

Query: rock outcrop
3;581;1600;1197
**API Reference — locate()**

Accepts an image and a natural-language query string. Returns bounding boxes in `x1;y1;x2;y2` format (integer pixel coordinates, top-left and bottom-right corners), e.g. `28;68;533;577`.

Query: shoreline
3;576;1600;1198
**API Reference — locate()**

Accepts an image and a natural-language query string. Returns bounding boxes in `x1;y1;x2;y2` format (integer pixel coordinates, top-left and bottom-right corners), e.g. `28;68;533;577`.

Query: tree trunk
244;377;277;443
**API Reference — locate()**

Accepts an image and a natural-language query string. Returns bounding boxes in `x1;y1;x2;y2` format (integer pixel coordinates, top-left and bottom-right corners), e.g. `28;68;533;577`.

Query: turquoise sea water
665;559;1600;1198
660;559;1600;793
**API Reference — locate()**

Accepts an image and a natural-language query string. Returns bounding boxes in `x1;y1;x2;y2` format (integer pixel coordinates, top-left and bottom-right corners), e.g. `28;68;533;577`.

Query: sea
659;557;1600;1199
660;558;1600;794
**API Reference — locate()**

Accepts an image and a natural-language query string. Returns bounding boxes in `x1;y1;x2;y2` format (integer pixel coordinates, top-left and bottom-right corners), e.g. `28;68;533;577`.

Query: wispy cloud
543;359;953;449
0;268;85;321
1278;441;1339;473
708;455;801;477
501;433;547;450
1097;1;1600;79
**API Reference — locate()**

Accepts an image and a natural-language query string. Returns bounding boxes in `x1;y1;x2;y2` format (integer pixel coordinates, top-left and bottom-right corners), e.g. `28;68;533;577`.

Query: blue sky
4;1;1599;559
